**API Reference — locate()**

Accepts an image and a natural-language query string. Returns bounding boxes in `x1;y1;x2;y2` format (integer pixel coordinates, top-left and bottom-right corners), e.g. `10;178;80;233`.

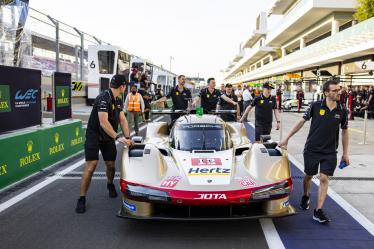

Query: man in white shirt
242;84;253;111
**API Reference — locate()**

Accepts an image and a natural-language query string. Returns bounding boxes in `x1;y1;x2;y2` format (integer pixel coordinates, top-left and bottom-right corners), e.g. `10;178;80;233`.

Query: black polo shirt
198;87;222;112
87;89;123;141
218;93;237;121
218;93;237;110
252;94;277;125
303;100;348;154
166;86;192;110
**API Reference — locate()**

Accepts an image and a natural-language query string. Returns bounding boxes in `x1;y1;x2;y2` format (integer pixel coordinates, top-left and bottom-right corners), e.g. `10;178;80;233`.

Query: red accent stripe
120;178;293;206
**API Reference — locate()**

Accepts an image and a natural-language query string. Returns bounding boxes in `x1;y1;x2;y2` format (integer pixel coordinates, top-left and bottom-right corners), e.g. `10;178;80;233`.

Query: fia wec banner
53;72;72;122
0;65;41;134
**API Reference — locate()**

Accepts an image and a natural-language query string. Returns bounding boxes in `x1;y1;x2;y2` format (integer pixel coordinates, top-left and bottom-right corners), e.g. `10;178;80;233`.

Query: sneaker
313;209;331;223
107;183;118;198
75;197;86;213
300;195;310;210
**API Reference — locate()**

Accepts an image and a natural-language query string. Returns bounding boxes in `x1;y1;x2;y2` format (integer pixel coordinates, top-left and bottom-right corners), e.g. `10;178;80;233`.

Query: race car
118;110;295;220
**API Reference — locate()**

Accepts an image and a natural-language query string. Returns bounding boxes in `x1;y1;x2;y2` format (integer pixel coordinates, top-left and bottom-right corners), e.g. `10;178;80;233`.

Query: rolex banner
53;72;72;122
0;65;41;134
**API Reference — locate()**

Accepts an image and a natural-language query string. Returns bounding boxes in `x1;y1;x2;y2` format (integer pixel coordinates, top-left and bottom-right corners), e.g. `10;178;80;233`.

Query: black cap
110;74;126;88
263;82;275;89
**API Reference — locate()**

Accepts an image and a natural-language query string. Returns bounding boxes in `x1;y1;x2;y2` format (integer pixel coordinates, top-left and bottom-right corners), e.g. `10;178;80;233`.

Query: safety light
250;180;291;201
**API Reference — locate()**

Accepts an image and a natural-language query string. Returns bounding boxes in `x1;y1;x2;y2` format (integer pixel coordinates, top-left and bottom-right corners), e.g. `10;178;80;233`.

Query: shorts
303;151;337;176
255;123;272;141
84;135;117;161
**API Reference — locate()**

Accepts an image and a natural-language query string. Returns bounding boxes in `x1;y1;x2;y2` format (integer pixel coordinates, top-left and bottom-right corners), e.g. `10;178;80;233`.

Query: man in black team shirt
76;75;133;213
192;78;238;112
217;83;240;121
152;75;192;126
279;80;349;224
240;82;280;142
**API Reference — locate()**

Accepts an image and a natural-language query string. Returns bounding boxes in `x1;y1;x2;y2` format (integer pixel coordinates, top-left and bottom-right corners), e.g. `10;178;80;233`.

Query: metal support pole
47;16;59;72
74;45;80;81
93;36;102;45
73;28;84;80
362;110;368;145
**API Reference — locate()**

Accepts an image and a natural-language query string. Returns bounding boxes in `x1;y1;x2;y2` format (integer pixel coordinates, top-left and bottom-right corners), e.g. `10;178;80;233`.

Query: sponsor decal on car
123;200;137;212
194;193;227;200
188;167;230;176
161;176;182;188
280;200;290;209
235;176;257;187
191;158;222;166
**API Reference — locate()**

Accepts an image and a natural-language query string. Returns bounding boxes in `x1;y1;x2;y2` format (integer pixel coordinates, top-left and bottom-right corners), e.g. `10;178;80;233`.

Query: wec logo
194;193;227;200
15;89;38;100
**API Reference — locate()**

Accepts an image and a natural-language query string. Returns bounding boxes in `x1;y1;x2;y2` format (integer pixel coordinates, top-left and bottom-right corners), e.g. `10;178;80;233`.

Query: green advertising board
0;84;11;113
55;86;70;107
0;120;85;189
39;120;84;166
0;129;42;189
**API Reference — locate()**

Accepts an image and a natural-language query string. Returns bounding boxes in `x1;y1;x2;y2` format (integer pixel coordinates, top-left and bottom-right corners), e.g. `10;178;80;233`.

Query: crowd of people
340;85;374;120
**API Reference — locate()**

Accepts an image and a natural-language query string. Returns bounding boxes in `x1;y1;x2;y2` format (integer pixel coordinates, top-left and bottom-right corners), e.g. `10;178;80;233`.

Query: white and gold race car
118;110;295;220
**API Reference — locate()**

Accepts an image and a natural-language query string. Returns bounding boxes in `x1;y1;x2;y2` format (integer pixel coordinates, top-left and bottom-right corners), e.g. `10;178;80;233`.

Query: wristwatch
115;134;122;140
277;121;281;123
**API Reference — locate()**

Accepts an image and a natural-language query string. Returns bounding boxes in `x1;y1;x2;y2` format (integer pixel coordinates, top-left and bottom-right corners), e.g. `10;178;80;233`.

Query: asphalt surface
1;116;373;249
0;116;269;249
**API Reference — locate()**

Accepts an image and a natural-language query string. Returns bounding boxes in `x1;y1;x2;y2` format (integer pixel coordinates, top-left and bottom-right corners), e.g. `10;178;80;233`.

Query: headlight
125;184;171;203
250;180;291;201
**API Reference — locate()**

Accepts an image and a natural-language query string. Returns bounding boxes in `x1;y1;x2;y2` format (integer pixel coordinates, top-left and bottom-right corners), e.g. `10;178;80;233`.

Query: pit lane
0;116;373;249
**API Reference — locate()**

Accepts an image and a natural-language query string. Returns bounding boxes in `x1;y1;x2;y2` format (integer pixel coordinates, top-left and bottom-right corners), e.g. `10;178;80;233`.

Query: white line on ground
0;116;164;214
288;153;374;237
259;218;286;249
245;122;286;249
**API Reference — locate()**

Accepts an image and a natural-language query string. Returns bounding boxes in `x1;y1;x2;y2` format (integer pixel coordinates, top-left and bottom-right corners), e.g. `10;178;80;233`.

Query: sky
29;0;274;83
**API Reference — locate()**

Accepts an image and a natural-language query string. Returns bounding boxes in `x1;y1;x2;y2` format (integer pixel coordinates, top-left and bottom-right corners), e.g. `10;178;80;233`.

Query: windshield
171;123;231;151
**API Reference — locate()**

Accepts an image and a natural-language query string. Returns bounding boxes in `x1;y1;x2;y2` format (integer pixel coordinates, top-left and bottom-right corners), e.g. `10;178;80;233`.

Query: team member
152;75;191;126
240;82;280;142
76;75;133;214
279;80;349;224
217;83;240;121
220;83;226;94
124;85;145;135
192;78;238;112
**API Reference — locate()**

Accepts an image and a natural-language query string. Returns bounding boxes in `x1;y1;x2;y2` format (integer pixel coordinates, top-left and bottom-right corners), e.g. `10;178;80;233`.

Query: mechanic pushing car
76;74;133;214
191;77;238;112
279;80;350;224
217;83;240;121
152;75;192;126
240;82;281;142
